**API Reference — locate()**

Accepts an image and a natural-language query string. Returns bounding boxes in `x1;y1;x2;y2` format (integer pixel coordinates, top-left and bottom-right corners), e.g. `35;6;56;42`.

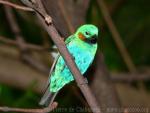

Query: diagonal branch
58;0;75;34
0;0;33;11
0;102;58;113
4;5;49;74
97;0;136;72
112;72;150;83
0;36;57;52
20;0;101;113
57;1;122;112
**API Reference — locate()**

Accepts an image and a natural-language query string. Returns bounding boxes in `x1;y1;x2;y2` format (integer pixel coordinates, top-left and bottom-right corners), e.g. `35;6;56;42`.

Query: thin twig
97;0;136;72
0;102;58;113
0;36;54;51
0;64;149;95
4;6;49;73
58;0;75;34
0;0;33;11
20;0;101;113
112;72;150;83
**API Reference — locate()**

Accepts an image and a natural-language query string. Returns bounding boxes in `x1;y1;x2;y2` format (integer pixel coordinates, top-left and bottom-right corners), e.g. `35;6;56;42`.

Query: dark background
0;0;150;113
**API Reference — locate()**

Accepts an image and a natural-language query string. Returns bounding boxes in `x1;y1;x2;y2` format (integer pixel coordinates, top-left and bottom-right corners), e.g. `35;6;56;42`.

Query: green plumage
39;24;99;106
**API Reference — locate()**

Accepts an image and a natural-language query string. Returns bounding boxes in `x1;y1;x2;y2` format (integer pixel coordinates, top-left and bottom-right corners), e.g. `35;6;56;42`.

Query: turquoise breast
49;41;97;92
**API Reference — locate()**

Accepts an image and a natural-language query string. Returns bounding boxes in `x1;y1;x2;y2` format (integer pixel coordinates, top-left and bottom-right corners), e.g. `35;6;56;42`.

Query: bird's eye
85;32;89;35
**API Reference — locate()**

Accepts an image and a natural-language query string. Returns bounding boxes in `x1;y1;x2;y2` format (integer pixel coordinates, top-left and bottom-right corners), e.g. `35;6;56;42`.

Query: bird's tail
39;86;58;106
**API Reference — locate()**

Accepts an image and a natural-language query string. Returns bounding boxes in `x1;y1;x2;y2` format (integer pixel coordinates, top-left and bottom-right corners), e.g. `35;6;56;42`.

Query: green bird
39;24;99;106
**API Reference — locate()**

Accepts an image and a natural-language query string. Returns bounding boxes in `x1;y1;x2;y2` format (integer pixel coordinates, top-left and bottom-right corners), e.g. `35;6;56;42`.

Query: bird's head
75;24;99;44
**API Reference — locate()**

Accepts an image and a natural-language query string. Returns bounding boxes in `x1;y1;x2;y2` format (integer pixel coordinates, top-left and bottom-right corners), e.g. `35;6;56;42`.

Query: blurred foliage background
0;0;150;113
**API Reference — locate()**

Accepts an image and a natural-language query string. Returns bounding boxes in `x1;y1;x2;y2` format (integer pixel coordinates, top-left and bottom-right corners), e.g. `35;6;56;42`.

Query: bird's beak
87;35;97;44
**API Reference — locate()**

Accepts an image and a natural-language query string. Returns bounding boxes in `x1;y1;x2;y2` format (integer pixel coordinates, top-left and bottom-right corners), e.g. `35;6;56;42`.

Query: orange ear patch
78;32;86;41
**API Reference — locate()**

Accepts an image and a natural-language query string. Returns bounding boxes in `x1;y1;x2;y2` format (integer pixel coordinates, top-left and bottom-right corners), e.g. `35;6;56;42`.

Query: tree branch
20;0;101;113
4;5;49;74
58;0;75;34
91;53;121;113
112;72;150;83
97;0;136;72
54;1;122;111
0;102;58;113
0;0;33;11
0;36;49;51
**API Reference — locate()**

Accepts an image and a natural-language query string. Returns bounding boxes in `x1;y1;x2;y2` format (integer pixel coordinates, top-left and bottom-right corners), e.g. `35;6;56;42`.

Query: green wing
65;35;75;44
50;35;75;74
40;35;76;105
44;35;75;89
49;35;75;75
